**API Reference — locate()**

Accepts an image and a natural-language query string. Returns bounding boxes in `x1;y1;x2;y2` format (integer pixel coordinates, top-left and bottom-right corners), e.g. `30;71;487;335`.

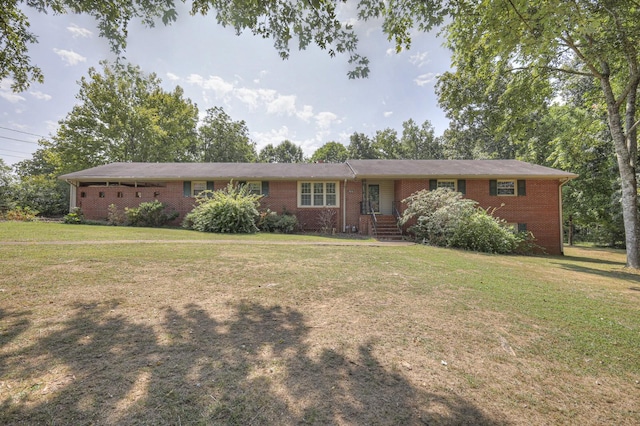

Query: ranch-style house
59;159;577;254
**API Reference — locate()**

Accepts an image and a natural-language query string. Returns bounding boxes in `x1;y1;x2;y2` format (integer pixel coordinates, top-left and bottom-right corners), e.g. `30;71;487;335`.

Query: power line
0;152;30;159
0;147;34;155
0;135;40;145
0;125;47;139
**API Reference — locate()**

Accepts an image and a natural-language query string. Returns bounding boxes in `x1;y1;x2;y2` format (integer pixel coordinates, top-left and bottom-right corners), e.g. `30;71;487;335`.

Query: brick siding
74;177;564;254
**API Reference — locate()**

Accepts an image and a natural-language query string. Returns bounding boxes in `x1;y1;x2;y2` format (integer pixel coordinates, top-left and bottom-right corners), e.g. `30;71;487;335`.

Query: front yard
0;222;638;425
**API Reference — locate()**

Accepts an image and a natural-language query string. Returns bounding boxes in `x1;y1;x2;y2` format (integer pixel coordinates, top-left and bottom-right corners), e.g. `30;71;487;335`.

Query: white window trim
497;179;517;196
246;181;262;195
437;179;457;191
297;181;340;208
192;181;207;197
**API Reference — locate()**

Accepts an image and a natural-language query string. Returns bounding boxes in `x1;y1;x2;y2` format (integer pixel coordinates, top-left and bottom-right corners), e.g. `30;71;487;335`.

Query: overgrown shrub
2;206;39;221
125;200;178;227
259;209;298;233
400;188;534;254
107;204;126;226
183;183;261;233
63;207;85;224
318;208;337;234
449;209;517;254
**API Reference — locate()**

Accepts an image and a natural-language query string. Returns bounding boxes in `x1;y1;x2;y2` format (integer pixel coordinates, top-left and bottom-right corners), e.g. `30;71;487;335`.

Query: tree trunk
602;79;640;268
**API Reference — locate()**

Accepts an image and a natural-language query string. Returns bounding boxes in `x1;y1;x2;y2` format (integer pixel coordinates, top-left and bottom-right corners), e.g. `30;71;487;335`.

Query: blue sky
0;3;452;166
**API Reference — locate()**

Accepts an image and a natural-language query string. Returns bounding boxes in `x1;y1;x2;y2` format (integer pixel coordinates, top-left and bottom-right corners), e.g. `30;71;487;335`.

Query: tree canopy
2;0;179;91
198;107;257;162
258;140;304;163
49;61;199;173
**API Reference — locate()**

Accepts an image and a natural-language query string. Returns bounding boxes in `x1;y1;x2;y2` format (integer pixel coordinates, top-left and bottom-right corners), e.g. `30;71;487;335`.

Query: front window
192;181;206;196
437;180;456;191
298;181;339;207
246;181;261;196
497;180;516;196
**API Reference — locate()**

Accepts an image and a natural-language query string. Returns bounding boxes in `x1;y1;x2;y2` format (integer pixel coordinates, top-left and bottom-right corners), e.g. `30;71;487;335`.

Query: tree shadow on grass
553;262;640;284
0;300;504;425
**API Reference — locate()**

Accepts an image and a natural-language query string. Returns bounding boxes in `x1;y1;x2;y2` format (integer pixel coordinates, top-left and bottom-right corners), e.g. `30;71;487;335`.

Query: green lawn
1;222;638;425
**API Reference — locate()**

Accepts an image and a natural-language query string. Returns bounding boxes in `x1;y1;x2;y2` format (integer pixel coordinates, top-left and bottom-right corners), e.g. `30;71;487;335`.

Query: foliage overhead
2;0;179;91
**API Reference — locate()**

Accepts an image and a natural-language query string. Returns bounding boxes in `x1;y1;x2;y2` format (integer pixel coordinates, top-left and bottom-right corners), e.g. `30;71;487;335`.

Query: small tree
183;183;262;233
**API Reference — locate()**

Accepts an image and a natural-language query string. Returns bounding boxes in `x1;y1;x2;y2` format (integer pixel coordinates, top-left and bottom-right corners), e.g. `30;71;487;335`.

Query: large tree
51;61;199;173
400;119;443;159
198;106;257;162
258;140;304;163
309;141;349;163
438;1;640;267
2;0;178;91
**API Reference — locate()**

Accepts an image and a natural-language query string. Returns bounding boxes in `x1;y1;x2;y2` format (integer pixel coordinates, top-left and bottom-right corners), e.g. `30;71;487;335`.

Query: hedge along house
58;159;577;254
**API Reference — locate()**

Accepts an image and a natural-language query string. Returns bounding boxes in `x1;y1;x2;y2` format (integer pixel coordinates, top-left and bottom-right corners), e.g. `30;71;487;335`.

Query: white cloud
67;23;93;38
0;79;26;103
166;72;180;81
385;48;395;56
30;91;52;101
53;48;87;66
315;111;339;129
414;73;435;87
186;74;234;98
296;105;314;122
383;111;393;118
252;126;293;151
266;94;297;116
409;51;430;68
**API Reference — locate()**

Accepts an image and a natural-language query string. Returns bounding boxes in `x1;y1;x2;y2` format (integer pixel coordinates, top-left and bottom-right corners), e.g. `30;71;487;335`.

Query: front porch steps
372;215;404;241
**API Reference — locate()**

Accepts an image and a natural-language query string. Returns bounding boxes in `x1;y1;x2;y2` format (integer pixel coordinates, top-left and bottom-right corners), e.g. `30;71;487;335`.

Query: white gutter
558;178;572;255
343;179;347;232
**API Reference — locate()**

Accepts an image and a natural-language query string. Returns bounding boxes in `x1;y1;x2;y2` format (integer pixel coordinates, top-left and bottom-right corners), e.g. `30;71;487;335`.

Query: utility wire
0;125;47;139
0;147;34;155
0;135;41;145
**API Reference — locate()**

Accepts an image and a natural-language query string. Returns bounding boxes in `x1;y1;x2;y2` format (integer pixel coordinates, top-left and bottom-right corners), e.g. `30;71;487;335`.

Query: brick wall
74;177;564;254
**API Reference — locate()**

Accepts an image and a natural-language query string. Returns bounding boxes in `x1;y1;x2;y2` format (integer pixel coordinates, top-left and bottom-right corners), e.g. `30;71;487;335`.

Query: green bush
183;183;262;233
63;207;85;224
259;209;298;233
400;188;533;254
449;209;517;254
2;206;39;222
125;200;178;227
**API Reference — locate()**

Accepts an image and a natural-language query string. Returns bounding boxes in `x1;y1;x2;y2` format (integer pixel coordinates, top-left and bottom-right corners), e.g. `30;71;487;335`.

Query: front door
368;184;380;213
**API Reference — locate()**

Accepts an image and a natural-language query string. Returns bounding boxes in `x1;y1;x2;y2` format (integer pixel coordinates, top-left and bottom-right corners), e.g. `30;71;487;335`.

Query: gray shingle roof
58;162;355;180
347;160;577;179
58;160;577;181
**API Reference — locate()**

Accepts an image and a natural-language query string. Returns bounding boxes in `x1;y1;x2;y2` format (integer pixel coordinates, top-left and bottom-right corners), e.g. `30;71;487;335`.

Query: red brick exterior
73;177;564;254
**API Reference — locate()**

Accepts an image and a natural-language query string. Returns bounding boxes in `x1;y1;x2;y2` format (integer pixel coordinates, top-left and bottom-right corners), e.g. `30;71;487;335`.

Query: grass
1;221;639;425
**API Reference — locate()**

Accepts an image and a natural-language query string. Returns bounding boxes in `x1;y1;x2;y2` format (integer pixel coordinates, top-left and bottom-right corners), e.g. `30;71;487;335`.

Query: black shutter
183;181;191;197
261;181;270;196
206;181;214;191
489;180;497;196
429;179;438;190
518;180;526;196
518;223;527;232
457;179;466;195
